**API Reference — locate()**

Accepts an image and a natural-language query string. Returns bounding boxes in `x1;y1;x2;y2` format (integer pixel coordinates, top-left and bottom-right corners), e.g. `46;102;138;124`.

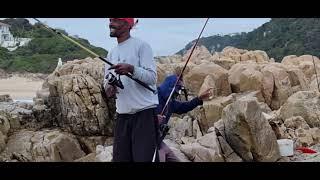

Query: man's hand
105;85;118;98
109;63;134;75
157;115;166;125
198;87;213;101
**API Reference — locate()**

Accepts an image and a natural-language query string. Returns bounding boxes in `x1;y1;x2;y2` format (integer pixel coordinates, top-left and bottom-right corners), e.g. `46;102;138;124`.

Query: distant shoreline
0;75;44;100
0;69;48;81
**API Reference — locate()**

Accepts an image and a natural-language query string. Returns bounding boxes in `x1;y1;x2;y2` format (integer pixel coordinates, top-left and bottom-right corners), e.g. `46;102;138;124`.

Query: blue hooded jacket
156;75;203;125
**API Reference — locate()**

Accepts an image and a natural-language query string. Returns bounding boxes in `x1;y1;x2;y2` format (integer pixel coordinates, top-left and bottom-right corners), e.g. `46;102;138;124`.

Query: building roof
0;22;11;27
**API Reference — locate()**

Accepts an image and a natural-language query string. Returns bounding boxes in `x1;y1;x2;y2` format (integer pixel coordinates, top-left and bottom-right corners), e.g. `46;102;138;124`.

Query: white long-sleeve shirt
104;37;158;114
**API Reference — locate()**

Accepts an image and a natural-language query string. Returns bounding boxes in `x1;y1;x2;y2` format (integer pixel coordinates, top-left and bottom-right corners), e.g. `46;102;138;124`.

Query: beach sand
0;76;44;100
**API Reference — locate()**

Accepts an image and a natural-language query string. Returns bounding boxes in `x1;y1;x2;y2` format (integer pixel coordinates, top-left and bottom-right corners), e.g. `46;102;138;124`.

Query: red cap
110;18;135;28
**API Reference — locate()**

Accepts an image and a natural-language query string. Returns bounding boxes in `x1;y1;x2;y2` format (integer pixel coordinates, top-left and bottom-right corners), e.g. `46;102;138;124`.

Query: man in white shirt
104;18;159;162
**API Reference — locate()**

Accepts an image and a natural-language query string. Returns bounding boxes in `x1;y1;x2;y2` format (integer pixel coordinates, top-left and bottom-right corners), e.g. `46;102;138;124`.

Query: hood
158;75;183;99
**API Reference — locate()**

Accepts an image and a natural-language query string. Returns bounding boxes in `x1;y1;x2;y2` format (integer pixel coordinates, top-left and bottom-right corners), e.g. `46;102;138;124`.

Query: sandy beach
0;76;44;100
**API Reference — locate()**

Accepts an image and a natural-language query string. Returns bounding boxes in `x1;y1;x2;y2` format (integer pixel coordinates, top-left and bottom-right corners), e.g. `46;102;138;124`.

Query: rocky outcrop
0;99;54;132
156;55;183;64
197;95;234;132
156;62;196;86
46;58;115;136
279;91;320;128
180;130;224;162
220;47;270;63
221;96;280;162
167;116;193;144
3;129;85;162
183;45;214;65
281;55;320;80
261;64;293;110
228;63;262;93
184;63;231;95
283;116;320;147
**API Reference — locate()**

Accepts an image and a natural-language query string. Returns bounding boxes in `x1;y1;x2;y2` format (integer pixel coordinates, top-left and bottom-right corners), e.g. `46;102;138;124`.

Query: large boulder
184;63;231;96
182;45;213;65
228;63;261;93
221;47;246;62
281;55;320;80
198;74;216;97
46;58;115;136
240;50;270;63
5;129;85;162
220;47;269;63
239;69;263;92
261;64;293;110
221;96;280;162
53;57;105;84
279;91;320;128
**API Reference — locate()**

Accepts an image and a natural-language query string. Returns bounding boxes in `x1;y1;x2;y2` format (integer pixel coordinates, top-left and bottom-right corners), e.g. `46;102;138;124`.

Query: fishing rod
152;18;210;162
160;18;210;116
33;18;156;94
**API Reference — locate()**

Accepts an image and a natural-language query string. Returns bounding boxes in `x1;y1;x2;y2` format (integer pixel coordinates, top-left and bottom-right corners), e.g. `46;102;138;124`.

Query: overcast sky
3;18;271;56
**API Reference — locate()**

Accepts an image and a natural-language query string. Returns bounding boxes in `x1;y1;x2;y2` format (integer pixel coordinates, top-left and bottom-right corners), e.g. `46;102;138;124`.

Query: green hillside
0;18;107;73
178;18;320;61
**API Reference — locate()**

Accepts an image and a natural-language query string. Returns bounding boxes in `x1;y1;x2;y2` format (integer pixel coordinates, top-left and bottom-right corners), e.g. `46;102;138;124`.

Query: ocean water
13;99;34;104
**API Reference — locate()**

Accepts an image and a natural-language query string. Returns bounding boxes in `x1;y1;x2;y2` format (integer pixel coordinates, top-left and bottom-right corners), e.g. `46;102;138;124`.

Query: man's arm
131;42;157;86
171;98;203;114
171;87;213;114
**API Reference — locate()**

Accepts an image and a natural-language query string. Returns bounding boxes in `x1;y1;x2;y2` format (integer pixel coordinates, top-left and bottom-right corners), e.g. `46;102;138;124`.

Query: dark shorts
112;108;159;162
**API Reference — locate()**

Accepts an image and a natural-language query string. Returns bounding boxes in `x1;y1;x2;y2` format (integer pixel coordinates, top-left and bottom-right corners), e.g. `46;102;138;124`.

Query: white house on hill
0;22;13;42
0;22;32;51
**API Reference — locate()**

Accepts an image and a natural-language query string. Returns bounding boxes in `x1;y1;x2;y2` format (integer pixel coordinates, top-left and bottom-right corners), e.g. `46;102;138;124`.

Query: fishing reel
105;73;124;89
180;86;189;101
174;86;189;101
